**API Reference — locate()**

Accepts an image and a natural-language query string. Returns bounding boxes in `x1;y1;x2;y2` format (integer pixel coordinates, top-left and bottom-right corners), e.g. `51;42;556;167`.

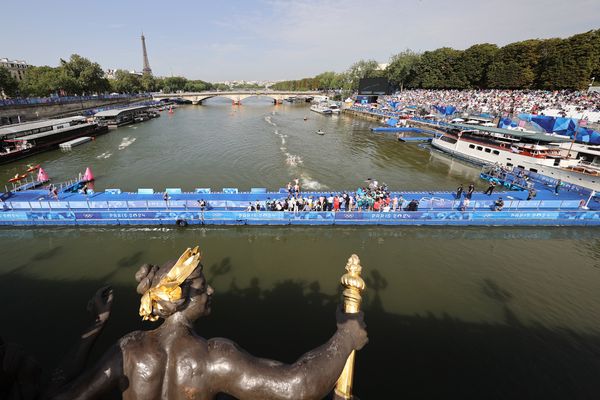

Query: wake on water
118;137;136;150
265;113;325;189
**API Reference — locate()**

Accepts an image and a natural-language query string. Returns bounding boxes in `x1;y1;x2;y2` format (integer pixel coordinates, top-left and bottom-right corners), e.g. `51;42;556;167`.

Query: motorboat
328;104;341;114
316;130;325;135
310;104;333;115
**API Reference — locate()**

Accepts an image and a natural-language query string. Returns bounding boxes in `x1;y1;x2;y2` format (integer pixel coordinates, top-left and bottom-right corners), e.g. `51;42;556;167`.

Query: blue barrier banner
0;211;29;220
0;210;599;225
290;212;334;220
29;212;76;220
233;211;288;220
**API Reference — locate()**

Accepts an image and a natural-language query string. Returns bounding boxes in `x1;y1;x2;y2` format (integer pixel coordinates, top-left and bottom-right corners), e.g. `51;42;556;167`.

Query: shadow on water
116;251;145;268
2;267;600;400
482;278;513;303
207;257;233;286
32;246;63;261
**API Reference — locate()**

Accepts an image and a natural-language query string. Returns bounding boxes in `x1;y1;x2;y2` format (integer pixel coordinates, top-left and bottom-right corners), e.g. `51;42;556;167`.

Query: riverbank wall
342;108;388;123
342;107;447;134
0;96;152;125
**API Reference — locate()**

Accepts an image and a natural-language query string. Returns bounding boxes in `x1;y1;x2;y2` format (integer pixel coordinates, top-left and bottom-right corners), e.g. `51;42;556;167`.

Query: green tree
59;54;109;94
460;44;498;88
385;49;421;91
591;30;600;84
487;40;541;88
315;71;337;89
0;67;18;97
110;70;142;93
346;59;380;90
184;80;212;92
140;74;157;92
161;76;188;92
537;31;600;89
19;66;63;97
410;48;466;88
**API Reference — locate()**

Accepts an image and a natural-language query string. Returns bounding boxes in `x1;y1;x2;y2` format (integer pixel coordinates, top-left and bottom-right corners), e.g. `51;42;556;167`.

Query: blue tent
387;101;400;110
433;105;457;115
386;118;398;126
498;118;513;129
530;115;556;133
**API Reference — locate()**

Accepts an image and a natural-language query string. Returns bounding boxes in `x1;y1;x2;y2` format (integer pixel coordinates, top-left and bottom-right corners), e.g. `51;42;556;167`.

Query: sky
3;0;599;82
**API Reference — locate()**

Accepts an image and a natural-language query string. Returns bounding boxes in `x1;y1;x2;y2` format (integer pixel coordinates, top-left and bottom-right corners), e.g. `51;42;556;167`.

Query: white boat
431;124;600;191
328;104;341;114
316;130;325;135
310;104;333;115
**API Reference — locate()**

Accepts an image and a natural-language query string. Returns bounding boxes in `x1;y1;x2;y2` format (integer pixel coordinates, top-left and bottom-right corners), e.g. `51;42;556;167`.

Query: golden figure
139;246;201;321
334;254;366;399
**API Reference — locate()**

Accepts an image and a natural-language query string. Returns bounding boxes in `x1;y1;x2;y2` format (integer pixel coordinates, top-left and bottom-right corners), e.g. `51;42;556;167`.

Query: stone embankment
0;96;151;124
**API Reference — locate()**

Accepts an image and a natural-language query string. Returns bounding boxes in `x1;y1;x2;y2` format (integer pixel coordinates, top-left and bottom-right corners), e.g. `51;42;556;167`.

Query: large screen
358;78;391;95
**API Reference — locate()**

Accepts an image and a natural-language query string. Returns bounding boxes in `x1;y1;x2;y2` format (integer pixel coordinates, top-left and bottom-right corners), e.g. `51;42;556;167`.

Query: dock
398;137;433;143
0;182;598;226
370;126;442;143
60;137;92;149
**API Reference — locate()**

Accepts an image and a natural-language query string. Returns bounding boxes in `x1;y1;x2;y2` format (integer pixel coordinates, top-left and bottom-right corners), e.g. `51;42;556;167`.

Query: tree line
1;30;598;98
0;54;227;98
271;29;600;91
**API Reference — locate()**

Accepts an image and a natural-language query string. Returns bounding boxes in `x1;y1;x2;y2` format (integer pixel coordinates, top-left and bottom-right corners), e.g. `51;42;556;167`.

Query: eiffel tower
141;33;152;76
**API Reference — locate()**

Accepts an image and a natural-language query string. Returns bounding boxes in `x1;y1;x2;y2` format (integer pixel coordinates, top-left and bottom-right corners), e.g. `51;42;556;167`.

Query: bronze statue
52;247;368;400
1;286;113;400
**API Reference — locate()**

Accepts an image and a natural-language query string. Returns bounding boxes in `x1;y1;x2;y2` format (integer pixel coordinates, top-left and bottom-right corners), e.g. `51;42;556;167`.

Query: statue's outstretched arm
207;311;367;400
48;345;123;400
47;286;114;394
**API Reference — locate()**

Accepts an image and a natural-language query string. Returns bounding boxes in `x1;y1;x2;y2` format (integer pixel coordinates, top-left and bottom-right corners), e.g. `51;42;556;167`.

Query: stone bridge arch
153;91;318;105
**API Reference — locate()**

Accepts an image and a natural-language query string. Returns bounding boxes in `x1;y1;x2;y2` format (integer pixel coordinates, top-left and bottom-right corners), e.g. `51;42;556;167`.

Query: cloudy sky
3;0;598;81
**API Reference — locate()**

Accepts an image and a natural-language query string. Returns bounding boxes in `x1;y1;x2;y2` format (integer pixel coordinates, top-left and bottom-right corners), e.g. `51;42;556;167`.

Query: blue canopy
511;114;600;145
433;105;457;115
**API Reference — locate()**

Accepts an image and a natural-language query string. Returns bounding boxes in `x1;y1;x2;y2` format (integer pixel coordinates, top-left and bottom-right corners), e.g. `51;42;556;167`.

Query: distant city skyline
3;0;599;82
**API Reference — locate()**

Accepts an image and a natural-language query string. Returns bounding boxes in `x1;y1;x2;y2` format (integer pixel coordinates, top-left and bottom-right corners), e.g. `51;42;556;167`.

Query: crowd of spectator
245;178;419;212
382;89;600;121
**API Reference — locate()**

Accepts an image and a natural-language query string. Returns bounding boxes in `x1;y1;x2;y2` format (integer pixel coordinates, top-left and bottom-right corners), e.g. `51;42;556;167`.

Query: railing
1;198;586;213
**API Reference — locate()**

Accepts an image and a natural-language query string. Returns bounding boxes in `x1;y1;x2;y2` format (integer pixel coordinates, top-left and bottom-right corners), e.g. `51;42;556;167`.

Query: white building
0;58;30;81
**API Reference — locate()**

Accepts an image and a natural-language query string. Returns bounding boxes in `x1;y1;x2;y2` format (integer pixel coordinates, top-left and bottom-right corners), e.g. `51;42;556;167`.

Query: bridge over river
152;91;322;105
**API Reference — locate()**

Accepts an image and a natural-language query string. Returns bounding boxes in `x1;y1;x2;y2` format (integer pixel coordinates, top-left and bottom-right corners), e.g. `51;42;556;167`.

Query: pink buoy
83;167;95;182
37;167;49;182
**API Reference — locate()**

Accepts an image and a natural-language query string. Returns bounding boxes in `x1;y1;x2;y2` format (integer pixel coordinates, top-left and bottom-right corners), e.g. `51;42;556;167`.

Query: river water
1;98;600;399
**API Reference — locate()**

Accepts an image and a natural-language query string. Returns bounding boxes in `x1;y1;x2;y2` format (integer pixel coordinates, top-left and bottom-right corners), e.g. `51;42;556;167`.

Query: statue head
135;247;214;322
